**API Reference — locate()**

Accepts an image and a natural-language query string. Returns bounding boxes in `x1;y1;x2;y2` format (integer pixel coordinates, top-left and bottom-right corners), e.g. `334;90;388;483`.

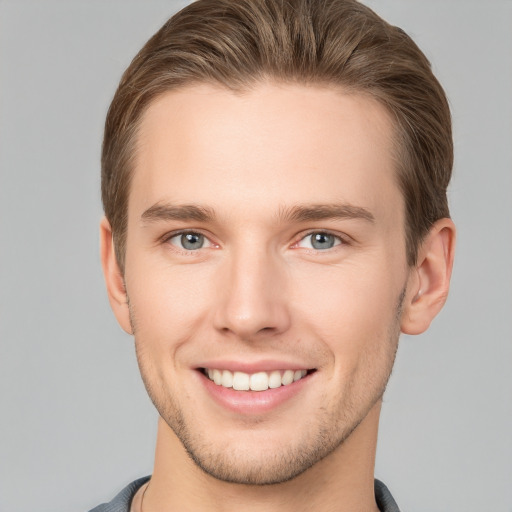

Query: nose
213;246;291;340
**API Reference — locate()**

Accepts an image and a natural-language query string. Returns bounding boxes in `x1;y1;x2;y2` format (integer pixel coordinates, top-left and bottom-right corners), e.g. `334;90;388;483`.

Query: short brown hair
102;0;452;271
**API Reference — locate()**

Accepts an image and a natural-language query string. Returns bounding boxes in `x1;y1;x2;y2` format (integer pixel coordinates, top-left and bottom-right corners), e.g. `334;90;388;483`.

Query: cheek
290;262;403;410
291;260;403;354
125;260;216;351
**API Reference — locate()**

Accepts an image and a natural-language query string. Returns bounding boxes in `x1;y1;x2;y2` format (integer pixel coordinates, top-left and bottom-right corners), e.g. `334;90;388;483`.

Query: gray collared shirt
89;476;401;512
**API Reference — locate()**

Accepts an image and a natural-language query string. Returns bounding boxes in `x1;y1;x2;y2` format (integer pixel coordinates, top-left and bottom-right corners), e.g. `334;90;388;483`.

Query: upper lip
196;359;314;373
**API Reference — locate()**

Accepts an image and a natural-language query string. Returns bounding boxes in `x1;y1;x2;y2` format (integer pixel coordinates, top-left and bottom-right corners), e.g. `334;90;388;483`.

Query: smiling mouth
201;368;315;392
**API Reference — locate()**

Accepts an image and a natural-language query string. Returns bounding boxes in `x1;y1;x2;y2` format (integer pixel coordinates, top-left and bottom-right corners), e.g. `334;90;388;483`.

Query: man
93;0;455;510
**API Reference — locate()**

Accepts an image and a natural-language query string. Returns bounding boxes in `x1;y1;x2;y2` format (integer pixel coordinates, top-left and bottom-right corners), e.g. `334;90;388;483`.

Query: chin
157;400;363;486
178;430;340;486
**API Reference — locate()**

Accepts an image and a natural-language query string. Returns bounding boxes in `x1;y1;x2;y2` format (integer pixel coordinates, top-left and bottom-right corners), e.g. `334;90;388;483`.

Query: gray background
0;1;511;511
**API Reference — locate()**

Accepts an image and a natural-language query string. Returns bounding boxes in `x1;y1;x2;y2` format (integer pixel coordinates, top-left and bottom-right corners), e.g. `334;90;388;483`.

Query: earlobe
99;217;133;335
401;218;456;335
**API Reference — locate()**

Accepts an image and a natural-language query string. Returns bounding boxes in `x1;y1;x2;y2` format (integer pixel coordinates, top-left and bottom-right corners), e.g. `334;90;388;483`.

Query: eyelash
162;229;348;254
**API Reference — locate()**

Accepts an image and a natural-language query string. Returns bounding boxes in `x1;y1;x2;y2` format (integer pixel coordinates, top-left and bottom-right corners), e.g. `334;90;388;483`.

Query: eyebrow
140;202;375;225
141;203;216;223
277;204;375;223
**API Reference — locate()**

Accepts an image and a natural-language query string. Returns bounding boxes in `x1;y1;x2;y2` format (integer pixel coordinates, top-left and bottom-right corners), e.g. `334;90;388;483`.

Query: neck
143;402;382;512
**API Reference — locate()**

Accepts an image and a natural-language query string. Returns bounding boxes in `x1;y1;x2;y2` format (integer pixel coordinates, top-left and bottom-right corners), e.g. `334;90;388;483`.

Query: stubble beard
129;290;403;486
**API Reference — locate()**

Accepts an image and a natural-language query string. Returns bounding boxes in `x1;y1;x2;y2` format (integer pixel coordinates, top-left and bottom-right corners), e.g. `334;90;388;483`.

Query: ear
99;217;133;335
401;218;456;335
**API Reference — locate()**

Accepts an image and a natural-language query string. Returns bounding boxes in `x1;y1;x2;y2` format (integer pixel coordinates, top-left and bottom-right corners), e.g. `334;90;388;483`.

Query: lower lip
198;371;312;415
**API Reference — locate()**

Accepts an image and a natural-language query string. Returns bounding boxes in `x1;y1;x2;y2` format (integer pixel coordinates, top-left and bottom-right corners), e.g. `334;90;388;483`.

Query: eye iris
311;233;335;250
181;233;204;250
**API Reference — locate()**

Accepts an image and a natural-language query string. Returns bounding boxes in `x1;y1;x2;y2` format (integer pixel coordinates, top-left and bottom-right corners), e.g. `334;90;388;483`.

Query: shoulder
375;479;401;512
88;476;151;512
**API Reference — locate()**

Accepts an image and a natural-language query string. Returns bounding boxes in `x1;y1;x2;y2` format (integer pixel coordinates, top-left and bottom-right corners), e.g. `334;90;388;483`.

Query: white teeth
221;370;233;388
282;370;294;386
205;368;309;391
232;371;250;391
268;370;282;389
250;372;269;391
294;370;307;381
213;369;222;385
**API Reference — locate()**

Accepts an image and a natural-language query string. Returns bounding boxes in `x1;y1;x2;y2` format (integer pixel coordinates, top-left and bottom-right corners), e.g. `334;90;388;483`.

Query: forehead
131;82;402;226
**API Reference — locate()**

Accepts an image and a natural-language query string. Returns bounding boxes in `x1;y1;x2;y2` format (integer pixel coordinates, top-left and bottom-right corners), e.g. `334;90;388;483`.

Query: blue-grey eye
169;232;209;250
182;233;204;250
298;232;341;250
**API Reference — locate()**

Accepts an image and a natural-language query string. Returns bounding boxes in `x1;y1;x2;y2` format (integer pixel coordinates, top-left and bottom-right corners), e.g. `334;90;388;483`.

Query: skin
101;82;455;512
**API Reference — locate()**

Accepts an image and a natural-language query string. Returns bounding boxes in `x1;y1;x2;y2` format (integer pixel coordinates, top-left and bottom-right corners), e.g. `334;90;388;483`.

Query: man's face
121;83;411;484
